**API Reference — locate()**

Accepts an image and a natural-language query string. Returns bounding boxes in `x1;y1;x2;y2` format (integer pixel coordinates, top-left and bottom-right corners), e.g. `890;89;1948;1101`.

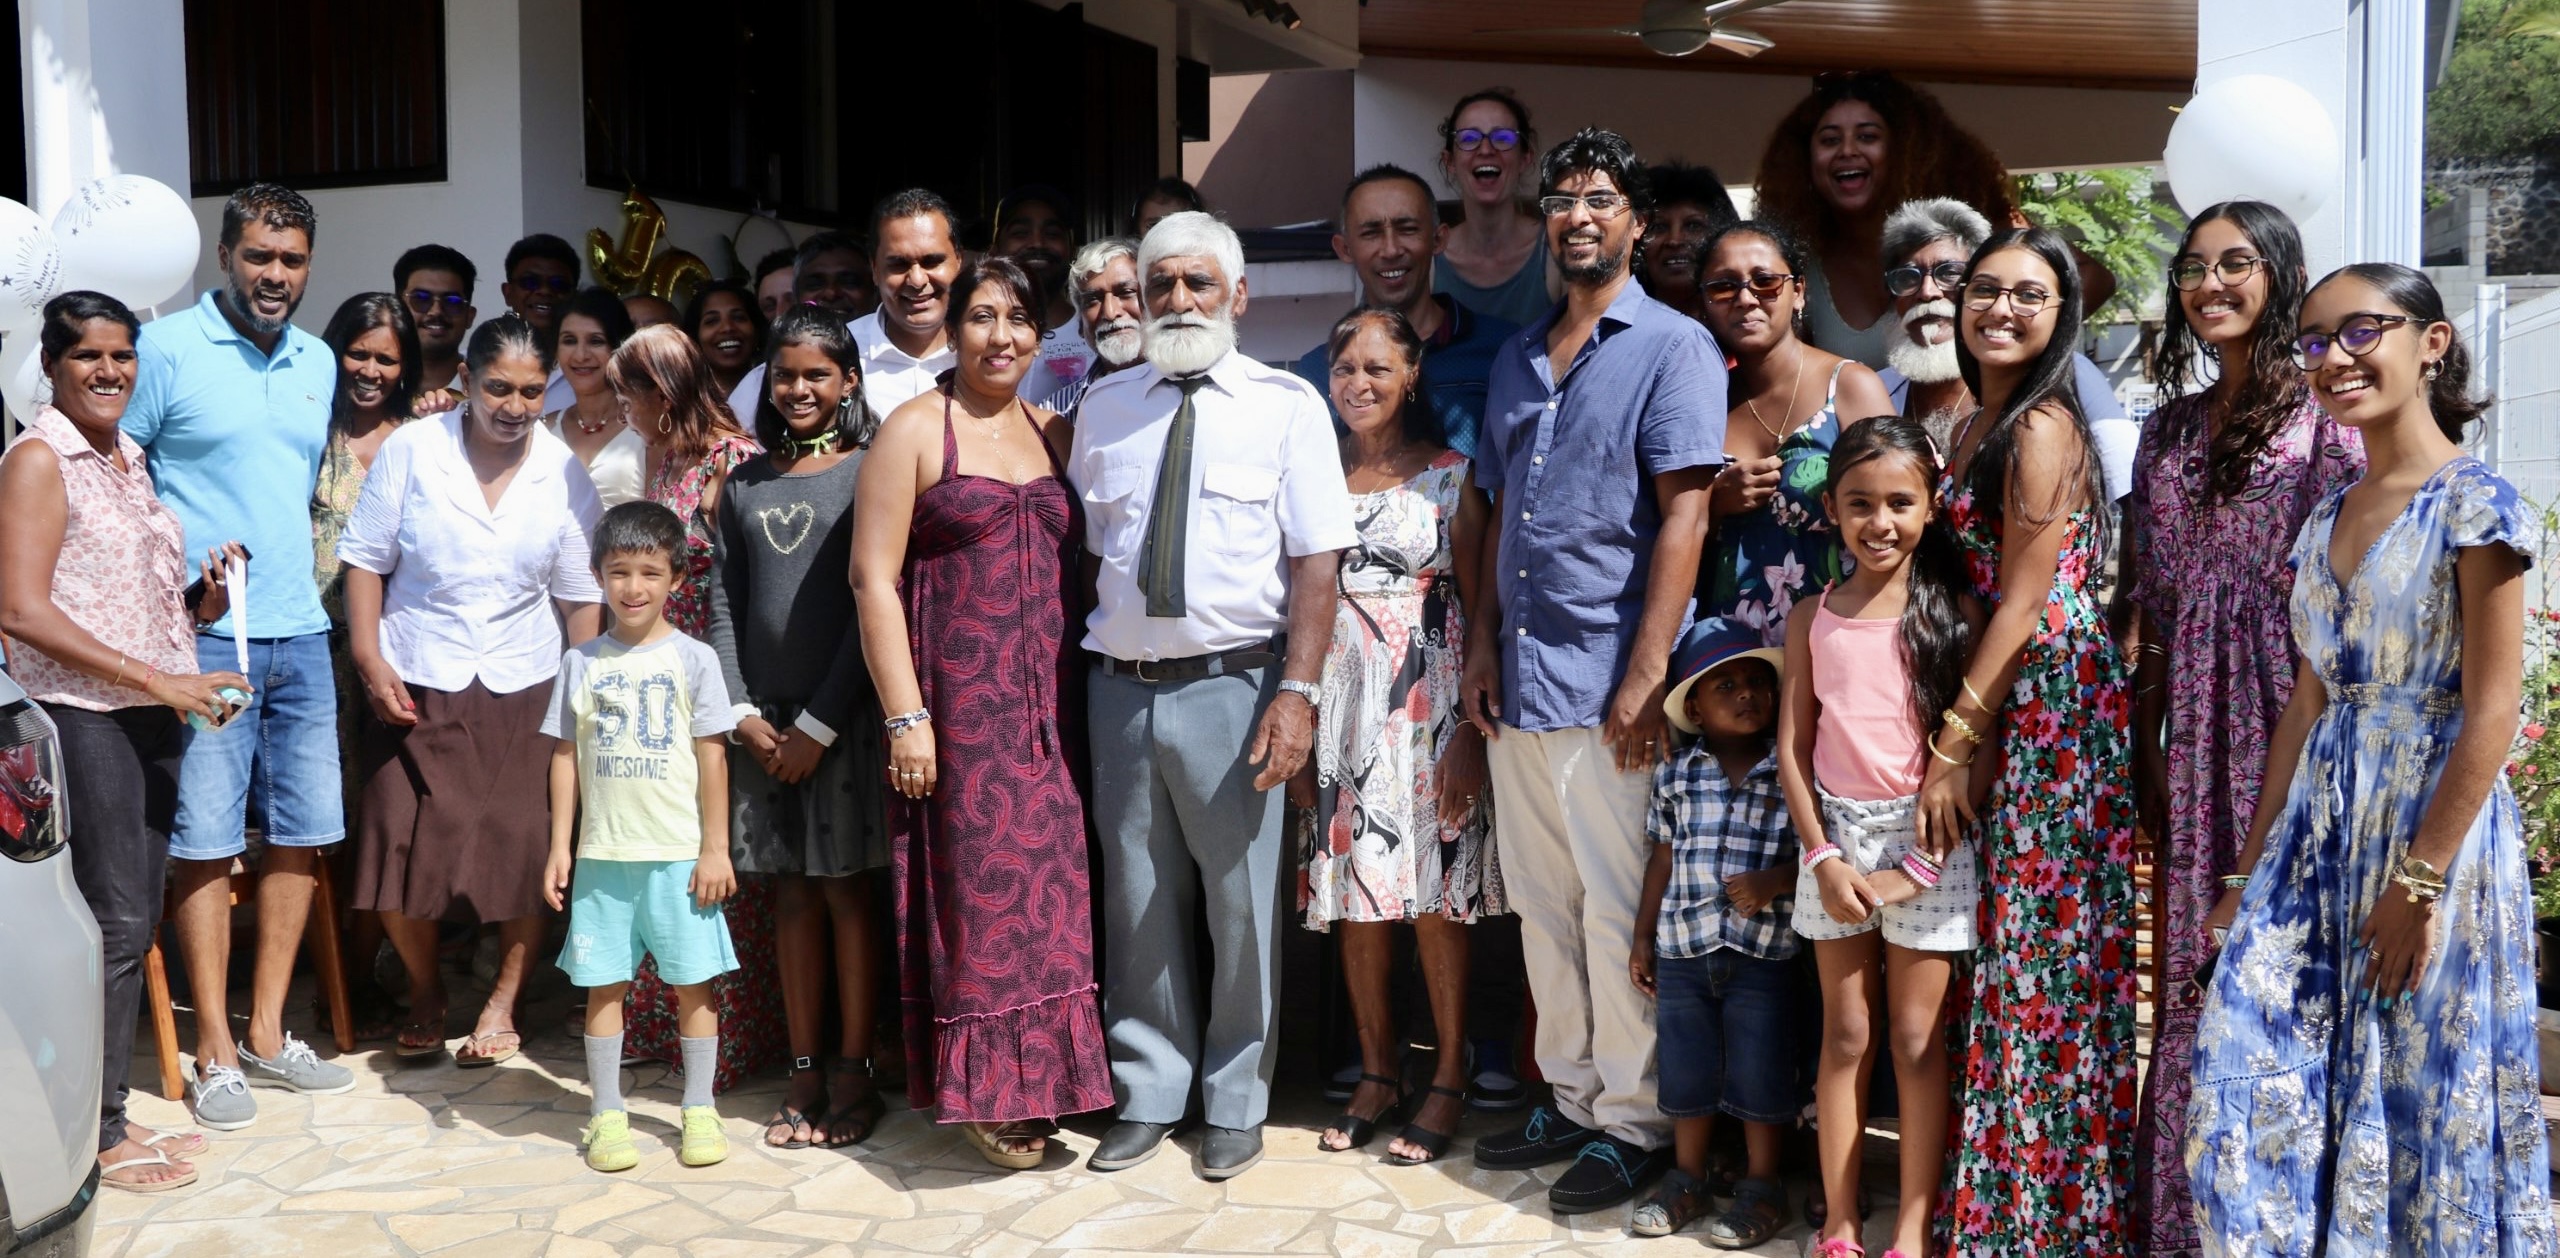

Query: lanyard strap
224;552;249;675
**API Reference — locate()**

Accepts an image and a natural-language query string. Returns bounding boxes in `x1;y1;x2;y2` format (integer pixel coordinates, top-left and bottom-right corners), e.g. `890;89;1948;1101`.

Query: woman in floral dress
2188;264;2552;1255
1300;309;1499;1166
606;324;775;1090
1909;228;2136;1257
1695;221;1893;641
2119;202;2361;1256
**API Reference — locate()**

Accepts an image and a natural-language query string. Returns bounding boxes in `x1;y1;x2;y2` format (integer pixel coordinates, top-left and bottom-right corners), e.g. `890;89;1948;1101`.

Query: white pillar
2356;0;2427;266
18;0;191;217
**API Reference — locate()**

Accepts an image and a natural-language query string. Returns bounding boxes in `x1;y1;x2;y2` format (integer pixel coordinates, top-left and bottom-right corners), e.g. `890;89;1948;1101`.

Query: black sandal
817;1058;885;1149
765;1058;822;1150
1381;1083;1468;1166
1320;1072;1405;1152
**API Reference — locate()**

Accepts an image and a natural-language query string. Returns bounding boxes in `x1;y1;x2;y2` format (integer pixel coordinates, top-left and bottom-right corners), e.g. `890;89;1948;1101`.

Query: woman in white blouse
340;314;605;1065
544;287;645;508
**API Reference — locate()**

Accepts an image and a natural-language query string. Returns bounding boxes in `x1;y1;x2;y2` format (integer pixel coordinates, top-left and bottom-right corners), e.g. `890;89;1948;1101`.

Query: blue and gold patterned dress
2186;457;2553;1255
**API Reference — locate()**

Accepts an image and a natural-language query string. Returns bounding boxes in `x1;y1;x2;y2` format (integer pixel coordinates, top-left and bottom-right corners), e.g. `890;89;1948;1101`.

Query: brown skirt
353;678;553;923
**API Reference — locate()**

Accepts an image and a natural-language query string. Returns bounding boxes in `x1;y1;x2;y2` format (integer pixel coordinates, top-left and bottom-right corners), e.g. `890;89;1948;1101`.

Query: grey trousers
1087;664;1285;1130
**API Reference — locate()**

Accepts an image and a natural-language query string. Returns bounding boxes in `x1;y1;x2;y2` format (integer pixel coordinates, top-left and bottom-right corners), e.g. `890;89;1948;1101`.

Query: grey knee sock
680;1036;718;1109
586;1034;625;1116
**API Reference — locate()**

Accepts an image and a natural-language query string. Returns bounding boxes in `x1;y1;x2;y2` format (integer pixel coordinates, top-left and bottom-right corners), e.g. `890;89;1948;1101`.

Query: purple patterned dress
893;393;1113;1122
2123;392;2361;1256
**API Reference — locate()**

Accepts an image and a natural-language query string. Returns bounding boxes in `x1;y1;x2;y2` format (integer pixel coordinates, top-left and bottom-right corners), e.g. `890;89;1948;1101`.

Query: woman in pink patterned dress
606;324;776;1090
2119;201;2361;1256
852;257;1110;1170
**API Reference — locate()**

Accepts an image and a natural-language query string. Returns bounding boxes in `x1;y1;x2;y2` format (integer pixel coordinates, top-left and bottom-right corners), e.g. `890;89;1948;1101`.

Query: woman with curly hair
1753;71;2021;371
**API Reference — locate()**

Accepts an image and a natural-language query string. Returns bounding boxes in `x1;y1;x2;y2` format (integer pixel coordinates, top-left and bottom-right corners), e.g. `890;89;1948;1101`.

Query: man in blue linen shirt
123;183;354;1129
1457;129;1725;1215
1291;164;1518;458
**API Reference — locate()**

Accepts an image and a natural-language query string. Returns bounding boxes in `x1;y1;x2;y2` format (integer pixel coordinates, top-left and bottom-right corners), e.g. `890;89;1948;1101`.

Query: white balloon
2163;74;2341;224
50;175;202;311
0;333;50;425
0;199;63;335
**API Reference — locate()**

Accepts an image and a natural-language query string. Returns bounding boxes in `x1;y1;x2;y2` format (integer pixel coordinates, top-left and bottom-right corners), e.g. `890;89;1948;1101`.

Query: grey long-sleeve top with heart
704;451;874;736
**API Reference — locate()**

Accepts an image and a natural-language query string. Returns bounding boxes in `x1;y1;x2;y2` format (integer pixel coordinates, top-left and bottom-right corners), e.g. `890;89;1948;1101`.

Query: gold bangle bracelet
1962;678;1992;712
1927;738;1974;768
111;653;129;687
1942;708;1985;744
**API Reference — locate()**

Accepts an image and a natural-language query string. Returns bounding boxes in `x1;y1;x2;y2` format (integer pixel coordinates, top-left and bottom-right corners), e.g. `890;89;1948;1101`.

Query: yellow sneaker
679;1105;728;1167
582;1110;638;1173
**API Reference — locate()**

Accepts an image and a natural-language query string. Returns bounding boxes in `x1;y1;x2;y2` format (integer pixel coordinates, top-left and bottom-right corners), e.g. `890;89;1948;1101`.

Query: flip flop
455;1028;520;1068
394;1020;448;1059
764;1106;815;1151
100;1147;198;1193
818;1087;885;1149
137;1130;209;1158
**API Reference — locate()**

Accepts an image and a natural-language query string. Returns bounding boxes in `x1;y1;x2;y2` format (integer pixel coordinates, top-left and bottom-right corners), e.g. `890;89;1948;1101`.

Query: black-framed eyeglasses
1884;261;1968;297
1536;193;1630;219
1963;279;2053;316
2170;256;2267;292
1454;127;1521;153
406;289;468;312
2289;313;2417;371
1701;272;1802;304
511;273;575;294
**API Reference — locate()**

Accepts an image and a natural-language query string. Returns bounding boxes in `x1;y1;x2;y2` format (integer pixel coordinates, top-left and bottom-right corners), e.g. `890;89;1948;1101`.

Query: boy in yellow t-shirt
541;502;740;1172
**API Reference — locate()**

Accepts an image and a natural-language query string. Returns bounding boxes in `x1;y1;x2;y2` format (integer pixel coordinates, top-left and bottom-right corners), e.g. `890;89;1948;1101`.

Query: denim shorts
560;858;739;988
1654;949;1809;1123
170;632;345;859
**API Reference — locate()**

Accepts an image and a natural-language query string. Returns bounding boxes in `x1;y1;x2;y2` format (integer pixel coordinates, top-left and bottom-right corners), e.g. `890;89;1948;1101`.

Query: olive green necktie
1140;374;1209;618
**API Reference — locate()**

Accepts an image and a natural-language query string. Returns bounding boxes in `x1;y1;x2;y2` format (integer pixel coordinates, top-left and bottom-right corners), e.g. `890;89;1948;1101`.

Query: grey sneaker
187;1062;257;1130
239;1033;356;1096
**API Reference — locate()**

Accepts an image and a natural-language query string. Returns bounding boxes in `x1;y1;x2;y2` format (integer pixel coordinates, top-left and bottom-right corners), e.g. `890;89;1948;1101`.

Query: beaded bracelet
1800;843;1843;872
884;709;932;738
2220;873;2249;890
1900;851;1944;889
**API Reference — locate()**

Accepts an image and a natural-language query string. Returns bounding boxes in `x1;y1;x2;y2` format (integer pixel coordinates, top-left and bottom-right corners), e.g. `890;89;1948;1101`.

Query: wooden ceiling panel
1358;0;2198;92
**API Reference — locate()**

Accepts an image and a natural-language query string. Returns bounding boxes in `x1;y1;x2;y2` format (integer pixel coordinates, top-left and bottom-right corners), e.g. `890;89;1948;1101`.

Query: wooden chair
140;852;356;1101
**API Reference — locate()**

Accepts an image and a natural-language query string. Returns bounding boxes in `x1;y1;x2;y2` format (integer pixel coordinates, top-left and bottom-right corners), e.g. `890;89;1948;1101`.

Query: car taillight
0;697;65;862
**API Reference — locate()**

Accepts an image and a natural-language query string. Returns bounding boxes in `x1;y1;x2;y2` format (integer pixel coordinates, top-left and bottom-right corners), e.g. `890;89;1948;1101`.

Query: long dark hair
2151;201;2311;502
754;306;877;450
2307;262;2490;441
1826;416;1976;738
1323;306;1444;447
320;293;422;427
1956;226;2102;532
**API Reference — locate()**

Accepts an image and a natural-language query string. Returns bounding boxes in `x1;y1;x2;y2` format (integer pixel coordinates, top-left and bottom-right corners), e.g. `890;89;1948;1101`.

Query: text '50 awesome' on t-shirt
541;631;738;861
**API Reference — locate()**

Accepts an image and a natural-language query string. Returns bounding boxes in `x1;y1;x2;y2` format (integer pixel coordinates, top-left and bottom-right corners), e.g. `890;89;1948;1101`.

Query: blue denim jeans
170;631;344;859
1653;949;1808;1123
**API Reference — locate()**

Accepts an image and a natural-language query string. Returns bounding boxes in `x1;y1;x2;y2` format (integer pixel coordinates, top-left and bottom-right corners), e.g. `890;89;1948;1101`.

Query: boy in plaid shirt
1627;617;1806;1245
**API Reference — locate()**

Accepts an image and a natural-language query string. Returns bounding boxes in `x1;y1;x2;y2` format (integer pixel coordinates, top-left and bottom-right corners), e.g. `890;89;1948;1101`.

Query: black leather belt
1098;644;1278;684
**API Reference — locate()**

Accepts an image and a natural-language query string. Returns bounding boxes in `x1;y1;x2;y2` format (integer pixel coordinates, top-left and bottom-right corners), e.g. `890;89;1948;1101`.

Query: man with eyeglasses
1875;198;2135;500
393;243;478;413
1459;128;1724;1216
1290;164;1519;458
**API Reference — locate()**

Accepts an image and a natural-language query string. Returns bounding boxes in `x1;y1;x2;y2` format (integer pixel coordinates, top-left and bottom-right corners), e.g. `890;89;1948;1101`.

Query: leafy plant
2012;168;2182;325
2429;0;2560;160
2510;496;2560;919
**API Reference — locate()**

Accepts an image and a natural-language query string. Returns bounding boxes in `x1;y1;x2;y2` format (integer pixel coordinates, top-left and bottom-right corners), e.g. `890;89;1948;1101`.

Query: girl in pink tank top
1775;417;1986;1258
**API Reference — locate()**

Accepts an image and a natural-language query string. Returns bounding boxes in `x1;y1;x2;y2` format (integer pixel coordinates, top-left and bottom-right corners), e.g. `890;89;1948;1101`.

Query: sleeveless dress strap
1016;396;1066;480
1825;359;1848;411
938;386;960;480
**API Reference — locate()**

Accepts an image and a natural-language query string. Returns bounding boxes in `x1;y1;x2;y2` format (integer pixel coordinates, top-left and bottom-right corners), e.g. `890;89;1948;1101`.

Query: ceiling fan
1474;0;1793;58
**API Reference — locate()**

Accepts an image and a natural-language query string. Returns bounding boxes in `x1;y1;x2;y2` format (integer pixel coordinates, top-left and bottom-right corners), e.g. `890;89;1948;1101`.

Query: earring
837;393;856;423
2424;360;2442;381
659;413;673;434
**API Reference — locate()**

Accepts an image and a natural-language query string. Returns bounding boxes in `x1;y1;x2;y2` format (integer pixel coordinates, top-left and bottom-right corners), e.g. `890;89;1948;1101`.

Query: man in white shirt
725;230;882;424
993;186;1094;410
1071;212;1355;1182
850;189;962;416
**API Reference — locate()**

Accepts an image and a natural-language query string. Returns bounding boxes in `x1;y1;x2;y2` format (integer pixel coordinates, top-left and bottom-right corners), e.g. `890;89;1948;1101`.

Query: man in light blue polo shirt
123;182;354;1129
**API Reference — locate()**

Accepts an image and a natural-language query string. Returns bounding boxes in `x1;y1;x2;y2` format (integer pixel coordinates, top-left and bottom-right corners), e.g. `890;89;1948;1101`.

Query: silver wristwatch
1277;679;1321;706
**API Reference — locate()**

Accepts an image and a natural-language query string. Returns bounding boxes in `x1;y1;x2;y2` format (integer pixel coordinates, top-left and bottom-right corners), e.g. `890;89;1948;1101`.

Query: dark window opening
184;0;448;196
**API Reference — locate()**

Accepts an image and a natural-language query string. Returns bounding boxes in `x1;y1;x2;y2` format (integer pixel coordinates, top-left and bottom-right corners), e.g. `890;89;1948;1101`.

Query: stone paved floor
98;978;1902;1258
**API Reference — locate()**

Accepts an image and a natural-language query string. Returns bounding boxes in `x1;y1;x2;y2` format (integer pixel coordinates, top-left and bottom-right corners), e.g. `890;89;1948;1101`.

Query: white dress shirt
850;310;958;416
337;411;606;694
727;364;767;431
1070;350;1359;661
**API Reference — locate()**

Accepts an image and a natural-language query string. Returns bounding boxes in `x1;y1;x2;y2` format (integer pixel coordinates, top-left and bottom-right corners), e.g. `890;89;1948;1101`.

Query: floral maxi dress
2186;458;2554;1255
1938;468;2139;1256
2122;393;2361;1256
1300;451;1502;927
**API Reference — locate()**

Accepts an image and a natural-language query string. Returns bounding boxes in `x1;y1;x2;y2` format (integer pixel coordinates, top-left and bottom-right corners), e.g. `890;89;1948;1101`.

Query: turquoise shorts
559;858;738;988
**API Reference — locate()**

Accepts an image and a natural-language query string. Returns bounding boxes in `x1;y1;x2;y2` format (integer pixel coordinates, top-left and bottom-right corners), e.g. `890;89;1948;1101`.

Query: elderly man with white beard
1069;211;1357;1181
1875;197;2138;500
1050;237;1146;419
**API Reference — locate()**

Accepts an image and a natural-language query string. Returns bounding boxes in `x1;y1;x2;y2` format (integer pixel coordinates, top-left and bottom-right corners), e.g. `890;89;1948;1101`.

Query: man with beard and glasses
1070;211;1356;1182
1054;236;1143;419
125;182;357;1130
394;243;478;413
853;191;962;417
1291;164;1519;459
994;186;1094;410
1875;197;2135;501
721;231;882;422
1457;128;1724;1216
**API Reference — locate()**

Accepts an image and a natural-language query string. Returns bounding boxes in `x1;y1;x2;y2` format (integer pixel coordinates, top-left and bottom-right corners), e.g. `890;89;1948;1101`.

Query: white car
0;669;99;1257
